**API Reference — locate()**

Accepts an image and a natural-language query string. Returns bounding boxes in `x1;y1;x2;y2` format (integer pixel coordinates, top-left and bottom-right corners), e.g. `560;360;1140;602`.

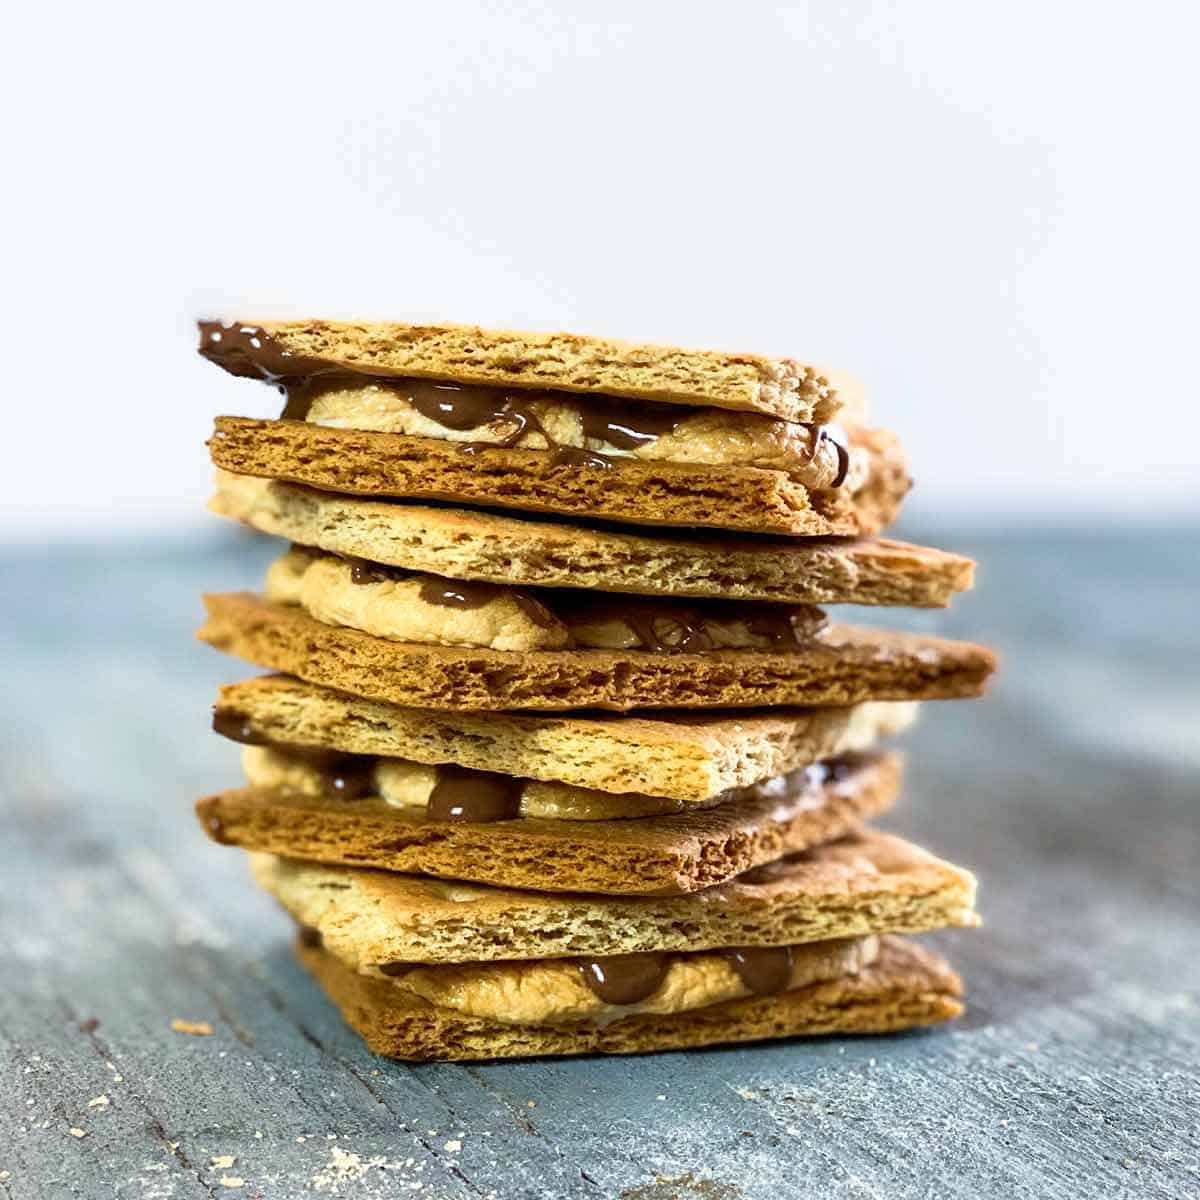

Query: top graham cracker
197;318;851;423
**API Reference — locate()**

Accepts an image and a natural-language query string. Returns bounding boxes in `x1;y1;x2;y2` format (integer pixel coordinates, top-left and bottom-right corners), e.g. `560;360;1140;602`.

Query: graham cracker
246;826;978;960
294;935;963;1061
210;472;974;607
198;593;996;711
198;317;850;423
215;675;918;800
199;752;903;895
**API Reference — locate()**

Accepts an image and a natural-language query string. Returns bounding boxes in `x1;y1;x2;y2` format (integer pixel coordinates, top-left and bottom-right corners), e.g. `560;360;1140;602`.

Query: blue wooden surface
1;526;1197;1199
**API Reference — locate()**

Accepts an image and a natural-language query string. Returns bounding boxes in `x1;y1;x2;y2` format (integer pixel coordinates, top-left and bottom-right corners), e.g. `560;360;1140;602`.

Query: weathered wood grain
0;527;1197;1199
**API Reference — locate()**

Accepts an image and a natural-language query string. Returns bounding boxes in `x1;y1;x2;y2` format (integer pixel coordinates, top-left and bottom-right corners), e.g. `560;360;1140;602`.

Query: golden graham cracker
209;472;974;607
247;827;978;962
214;675;918;800
294;935;963;1061
198;317;851;423
208;417;908;538
198;593;996;712
199;752;904;895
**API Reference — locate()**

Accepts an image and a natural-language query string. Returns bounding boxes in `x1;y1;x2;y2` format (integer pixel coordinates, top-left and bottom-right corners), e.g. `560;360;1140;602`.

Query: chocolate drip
316;758;375;801
418;576;505;609
344;555;560;630
559;596;824;653
212;709;268;745
426;765;523;823
577;952;671;1005
800;422;850;490
548;445;614;469
197;321;329;383
579;400;686;449
721;946;795;995
348;559;412;585
377;961;416;978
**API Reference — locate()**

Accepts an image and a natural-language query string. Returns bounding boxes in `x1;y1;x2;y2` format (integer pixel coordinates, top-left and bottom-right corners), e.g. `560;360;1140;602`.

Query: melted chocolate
800;422;850;489
576;952;671;1005
559;596;824;653
317;758;375;801
212;709;268;745
418;576;504;609
377;961;416;978
426;765;523;822
297;925;323;949
721;946;795;995
352;556;560;630
348;558;411;585
197;321;330;383
579;400;686;449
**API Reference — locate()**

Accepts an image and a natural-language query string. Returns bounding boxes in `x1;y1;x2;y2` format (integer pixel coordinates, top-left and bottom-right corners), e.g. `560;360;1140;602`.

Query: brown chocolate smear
405;380;526;437
721;946;795;995
558;596;825;653
259;742;377;800
297;925;323;949
512;594;560;629
547;446;613;470
197;321;330;383
800;422;850;490
426;765;523;823
577;952;671;1005
348;558;412;586
377;961;416;978
212;709;268;745
418;576;505;610
318;758;375;801
579;398;688;449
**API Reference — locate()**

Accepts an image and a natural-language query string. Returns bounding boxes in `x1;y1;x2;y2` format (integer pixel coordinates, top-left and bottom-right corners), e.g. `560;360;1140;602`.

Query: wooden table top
2;526;1197;1199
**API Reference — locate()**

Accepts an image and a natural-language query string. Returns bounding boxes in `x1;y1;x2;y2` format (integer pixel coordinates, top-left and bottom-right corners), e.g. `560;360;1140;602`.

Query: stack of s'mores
195;319;995;1061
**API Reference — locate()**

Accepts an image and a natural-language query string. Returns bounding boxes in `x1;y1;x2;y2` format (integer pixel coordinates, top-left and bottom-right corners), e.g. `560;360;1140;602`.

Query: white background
2;1;1197;538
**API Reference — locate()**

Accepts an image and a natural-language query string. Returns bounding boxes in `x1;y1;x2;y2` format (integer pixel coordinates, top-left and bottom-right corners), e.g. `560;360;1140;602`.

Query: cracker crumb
254;1131;263;1140
0;1170;10;1181
219;1177;244;1189
87;1096;110;1110
69;1128;87;1138
211;1155;236;1169
171;1019;213;1036
443;1140;461;1153
78;1018;100;1033
526;1100;536;1109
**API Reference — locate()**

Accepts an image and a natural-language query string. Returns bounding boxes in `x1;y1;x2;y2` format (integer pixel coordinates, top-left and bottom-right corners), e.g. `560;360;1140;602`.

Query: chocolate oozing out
555;595;827;653
348;558;413;586
211;709;269;746
802;422;850;489
405;379;685;468
377;961;416;978
197;321;331;383
721;946;795;995
345;556;561;630
426;765;524;823
577;952;672;1005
